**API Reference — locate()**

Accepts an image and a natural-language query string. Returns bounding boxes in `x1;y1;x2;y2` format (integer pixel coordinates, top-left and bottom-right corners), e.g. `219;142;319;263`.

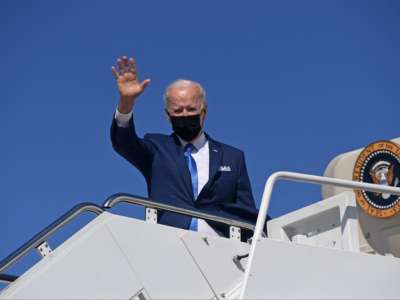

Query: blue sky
1;1;400;278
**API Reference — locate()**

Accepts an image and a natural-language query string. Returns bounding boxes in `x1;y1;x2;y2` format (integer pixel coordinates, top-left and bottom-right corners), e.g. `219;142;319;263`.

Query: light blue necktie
184;144;198;231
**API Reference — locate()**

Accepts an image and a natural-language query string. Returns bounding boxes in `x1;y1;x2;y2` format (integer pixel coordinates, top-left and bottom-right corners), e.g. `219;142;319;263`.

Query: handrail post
145;207;158;224
239;172;279;299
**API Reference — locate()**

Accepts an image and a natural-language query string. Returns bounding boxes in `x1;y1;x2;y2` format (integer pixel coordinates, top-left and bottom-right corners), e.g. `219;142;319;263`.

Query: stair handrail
1;193;257;286
103;193;256;232
0;203;103;275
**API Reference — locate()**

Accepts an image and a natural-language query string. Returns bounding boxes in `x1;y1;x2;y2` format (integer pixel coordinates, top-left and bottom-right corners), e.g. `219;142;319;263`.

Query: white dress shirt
115;109;219;236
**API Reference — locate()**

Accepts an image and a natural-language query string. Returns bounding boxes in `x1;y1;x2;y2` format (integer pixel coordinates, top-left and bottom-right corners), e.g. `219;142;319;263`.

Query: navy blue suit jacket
111;117;259;238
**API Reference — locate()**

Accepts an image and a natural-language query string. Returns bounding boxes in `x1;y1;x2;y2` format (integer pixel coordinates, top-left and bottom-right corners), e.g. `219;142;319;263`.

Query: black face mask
170;114;202;142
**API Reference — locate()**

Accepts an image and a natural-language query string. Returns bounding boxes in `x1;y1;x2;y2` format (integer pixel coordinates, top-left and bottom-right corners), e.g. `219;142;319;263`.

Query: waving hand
112;56;150;113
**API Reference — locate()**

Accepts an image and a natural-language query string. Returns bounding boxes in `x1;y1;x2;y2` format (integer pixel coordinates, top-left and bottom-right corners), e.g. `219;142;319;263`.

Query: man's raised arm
110;56;153;176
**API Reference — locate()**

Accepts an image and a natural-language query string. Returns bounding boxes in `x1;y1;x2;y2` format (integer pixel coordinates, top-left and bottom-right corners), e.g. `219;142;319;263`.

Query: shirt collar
177;132;207;151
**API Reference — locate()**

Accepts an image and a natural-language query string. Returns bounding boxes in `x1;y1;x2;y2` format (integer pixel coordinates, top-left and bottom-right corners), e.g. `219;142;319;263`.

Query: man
110;56;258;238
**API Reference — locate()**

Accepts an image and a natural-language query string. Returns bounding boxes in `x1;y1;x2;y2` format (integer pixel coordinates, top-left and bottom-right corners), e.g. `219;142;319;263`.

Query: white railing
239;171;400;299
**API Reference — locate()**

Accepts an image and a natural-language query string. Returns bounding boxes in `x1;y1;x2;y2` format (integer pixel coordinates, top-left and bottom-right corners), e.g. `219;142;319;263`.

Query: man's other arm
235;152;259;220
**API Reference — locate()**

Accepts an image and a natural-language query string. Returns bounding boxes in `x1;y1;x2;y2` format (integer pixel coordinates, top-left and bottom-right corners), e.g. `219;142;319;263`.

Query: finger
111;66;119;79
117;58;125;74
122;56;129;71
141;78;151;89
128;57;137;79
128;57;136;71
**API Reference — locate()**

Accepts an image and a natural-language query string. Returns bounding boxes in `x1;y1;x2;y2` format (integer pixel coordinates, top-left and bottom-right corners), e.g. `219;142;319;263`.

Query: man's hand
112;56;151;113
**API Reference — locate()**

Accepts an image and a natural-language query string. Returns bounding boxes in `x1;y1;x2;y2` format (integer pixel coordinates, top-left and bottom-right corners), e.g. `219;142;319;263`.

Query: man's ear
202;103;208;119
201;104;208;128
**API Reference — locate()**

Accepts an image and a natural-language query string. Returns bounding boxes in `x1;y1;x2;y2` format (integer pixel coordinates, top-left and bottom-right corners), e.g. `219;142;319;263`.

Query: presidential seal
353;140;400;218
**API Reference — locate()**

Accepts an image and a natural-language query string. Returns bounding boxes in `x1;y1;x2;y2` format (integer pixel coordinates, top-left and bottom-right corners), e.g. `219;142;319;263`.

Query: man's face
166;84;207;123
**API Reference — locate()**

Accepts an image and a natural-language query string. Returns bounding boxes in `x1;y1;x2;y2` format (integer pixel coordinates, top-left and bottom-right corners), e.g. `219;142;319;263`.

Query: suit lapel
170;133;222;201
208;137;223;184
171;134;195;202
198;135;222;198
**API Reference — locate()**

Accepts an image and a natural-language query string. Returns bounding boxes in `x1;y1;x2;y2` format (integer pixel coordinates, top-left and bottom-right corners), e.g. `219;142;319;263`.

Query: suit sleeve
110;115;155;179
235;152;271;237
236;152;257;212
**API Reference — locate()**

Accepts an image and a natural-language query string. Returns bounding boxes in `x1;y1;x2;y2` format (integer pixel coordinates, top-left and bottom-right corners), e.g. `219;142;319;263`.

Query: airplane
1;138;399;299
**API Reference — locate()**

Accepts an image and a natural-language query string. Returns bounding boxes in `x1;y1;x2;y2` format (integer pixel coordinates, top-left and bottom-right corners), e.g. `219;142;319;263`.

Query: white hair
163;79;207;108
